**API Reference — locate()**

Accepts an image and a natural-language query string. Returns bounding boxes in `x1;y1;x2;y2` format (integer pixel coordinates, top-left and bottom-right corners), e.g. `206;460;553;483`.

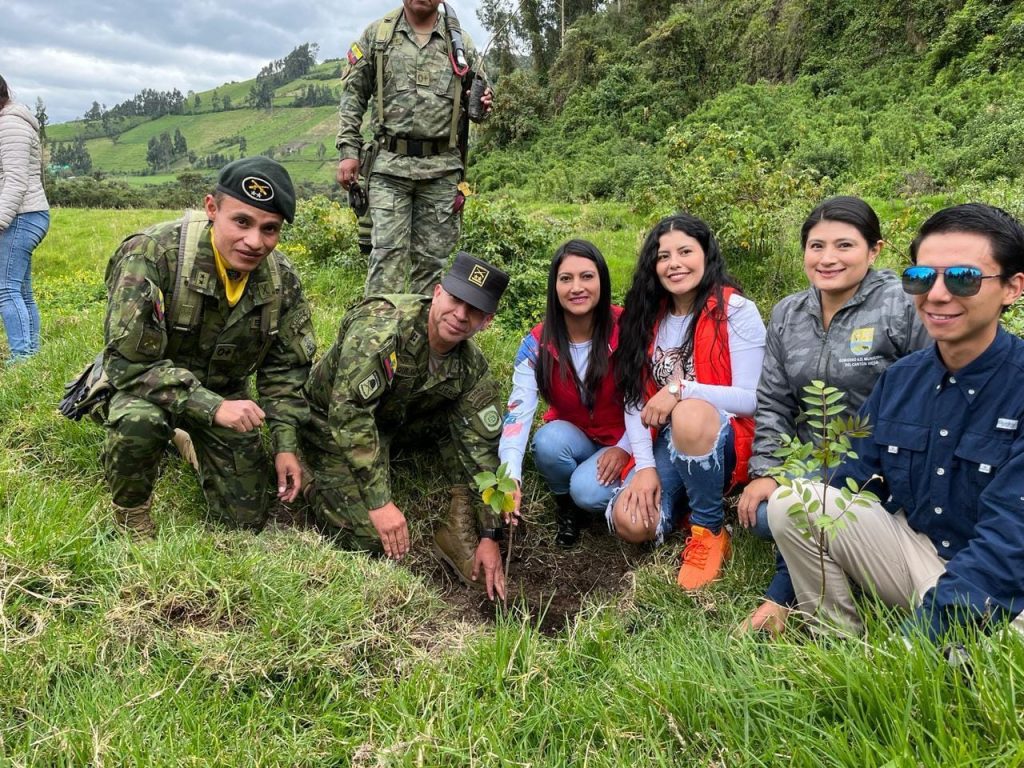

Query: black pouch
58;352;112;422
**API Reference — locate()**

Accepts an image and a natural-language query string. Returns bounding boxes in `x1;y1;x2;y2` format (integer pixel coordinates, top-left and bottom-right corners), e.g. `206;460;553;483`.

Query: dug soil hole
417;518;644;635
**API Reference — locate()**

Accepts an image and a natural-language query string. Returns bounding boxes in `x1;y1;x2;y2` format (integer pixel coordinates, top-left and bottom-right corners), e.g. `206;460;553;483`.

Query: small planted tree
474;462;517;576
768;380;880;611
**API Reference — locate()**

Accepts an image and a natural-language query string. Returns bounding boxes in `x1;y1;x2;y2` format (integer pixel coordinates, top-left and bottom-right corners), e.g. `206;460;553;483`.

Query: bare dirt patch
415;516;648;635
274;495;651;636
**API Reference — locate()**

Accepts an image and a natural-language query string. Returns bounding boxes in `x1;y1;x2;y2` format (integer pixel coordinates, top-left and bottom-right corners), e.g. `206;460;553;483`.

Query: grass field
1;205;1023;766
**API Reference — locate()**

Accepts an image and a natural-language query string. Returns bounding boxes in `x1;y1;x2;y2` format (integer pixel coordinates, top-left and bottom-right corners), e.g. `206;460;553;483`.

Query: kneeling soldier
101;157;316;535
301;252;509;600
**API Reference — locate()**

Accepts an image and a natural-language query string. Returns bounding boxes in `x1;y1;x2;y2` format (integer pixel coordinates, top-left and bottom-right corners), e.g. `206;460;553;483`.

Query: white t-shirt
625;294;766;470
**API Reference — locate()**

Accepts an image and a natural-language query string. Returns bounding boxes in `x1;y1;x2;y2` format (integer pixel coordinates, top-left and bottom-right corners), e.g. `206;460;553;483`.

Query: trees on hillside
146;129;189;172
51;137;92;175
477;0;601;76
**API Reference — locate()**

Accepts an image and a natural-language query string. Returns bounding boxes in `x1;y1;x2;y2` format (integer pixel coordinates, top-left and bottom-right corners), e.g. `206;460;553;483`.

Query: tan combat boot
433;485;485;590
112;499;156;538
171;428;200;472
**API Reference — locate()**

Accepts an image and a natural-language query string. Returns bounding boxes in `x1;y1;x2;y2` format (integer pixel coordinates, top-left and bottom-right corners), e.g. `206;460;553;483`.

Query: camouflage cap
216;157;296;223
441;251;509;314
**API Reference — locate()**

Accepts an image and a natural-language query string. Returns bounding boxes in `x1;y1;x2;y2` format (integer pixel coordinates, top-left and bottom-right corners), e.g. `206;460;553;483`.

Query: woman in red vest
610;213;766;589
499;239;631;547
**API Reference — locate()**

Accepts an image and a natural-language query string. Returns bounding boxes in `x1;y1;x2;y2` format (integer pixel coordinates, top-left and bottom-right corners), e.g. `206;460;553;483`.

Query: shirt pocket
873;419;928;507
384;52;415;94
431;67;455;99
954;431;1012;498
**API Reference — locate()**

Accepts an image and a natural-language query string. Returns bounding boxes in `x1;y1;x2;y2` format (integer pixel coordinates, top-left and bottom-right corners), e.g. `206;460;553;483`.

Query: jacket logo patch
347;43;364;65
477;404;501;431
997;418;1018;431
849;327;875;356
358;370;383;400
242;176;274;202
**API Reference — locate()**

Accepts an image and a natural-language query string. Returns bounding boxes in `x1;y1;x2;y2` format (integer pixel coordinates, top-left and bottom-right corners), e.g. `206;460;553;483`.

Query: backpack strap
442;6;465;149
374;8;404;125
169;209;209;332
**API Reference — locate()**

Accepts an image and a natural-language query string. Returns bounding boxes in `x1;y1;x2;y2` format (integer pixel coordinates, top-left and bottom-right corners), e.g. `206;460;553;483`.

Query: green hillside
48;58;346;187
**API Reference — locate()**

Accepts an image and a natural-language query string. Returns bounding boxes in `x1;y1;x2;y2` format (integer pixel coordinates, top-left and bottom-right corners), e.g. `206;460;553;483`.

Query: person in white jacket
0;74;50;363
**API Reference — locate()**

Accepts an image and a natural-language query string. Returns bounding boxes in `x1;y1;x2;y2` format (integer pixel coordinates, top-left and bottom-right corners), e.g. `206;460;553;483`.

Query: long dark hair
536;239;614;411
800;196;882;249
617;212;742;409
0;75;10;110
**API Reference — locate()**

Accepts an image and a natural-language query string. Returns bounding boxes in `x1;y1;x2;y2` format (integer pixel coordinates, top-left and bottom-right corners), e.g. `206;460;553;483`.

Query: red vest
643;289;754;488
531;305;625;446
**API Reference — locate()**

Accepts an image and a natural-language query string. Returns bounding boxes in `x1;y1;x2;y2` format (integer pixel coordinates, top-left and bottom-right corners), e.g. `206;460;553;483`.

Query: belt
381;135;449;157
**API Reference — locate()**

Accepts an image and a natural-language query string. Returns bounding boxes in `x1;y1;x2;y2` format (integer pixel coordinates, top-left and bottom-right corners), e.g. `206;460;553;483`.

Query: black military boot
554;494;585;549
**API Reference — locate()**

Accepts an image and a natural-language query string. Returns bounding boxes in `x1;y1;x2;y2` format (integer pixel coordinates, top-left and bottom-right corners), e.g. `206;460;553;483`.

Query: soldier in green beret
335;0;493;297
100;157;316;535
301;252;509;600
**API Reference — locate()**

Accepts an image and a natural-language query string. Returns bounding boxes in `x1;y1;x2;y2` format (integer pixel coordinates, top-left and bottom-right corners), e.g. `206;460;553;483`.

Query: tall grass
1;206;1021;766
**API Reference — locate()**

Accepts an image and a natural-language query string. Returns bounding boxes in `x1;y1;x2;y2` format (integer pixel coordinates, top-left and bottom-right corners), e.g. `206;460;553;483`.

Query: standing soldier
300;252;509;600
335;0;493;296
100;157;316;535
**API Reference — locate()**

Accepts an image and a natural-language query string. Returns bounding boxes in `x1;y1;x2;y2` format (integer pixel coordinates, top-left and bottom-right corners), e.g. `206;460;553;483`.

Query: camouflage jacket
748;269;931;478
102;216;316;454
303;295;502;527
336;10;488;180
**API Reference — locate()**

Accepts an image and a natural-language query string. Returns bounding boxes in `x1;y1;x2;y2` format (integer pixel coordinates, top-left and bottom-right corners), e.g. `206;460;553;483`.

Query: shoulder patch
347;42;365;65
379;337;397;383
358;370;384;400
477;404;501;432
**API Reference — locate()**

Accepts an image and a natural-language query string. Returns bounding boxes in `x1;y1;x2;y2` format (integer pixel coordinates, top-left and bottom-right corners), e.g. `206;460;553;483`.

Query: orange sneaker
677;525;731;590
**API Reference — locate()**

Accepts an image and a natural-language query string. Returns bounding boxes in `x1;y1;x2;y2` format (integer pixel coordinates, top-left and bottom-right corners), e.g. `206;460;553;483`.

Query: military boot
112;499;156;538
433;485;485;590
171;428;200;472
554;493;585;549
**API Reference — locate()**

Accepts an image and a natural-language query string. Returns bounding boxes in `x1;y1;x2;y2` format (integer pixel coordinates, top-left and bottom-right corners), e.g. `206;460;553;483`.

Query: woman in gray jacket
0;74;50;363
736;196;930;635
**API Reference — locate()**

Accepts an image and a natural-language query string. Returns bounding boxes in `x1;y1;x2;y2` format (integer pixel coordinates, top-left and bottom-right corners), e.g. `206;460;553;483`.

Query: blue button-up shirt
834;328;1024;637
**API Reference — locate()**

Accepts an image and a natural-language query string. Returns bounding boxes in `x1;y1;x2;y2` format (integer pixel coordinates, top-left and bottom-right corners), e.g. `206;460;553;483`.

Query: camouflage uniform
101;215;316;529
300;294;503;550
337;11;488;296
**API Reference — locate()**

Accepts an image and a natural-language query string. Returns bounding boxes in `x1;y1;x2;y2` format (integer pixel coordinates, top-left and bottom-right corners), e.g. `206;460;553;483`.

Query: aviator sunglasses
901;265;1004;297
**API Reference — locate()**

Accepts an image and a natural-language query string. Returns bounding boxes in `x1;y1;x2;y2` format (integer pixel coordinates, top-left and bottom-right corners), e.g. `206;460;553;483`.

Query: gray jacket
748;269;930;478
0;102;49;229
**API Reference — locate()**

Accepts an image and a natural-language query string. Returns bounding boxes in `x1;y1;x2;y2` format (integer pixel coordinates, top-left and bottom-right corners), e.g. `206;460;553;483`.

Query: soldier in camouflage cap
100;158;316;535
335;0;493;297
300;252;510;600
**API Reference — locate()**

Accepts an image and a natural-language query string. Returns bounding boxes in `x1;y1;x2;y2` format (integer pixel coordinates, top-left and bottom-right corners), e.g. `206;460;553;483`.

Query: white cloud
1;0;487;122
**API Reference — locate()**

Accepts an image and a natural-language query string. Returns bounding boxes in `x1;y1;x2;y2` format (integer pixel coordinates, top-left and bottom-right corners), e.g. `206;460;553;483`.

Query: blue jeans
0;210;48;361
609;412;736;543
531;420;621;513
749;496;797;607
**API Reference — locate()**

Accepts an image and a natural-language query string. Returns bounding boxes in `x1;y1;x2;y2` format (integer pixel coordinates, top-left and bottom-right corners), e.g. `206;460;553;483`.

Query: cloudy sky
1;1;488;124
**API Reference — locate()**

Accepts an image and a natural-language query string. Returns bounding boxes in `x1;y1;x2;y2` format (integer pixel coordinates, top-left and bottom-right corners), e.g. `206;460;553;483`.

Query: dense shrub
279;195;363;271
459;198;568;333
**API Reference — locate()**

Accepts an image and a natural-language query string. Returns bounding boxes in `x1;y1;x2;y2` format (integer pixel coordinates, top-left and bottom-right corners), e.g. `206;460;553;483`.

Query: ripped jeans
608;411;735;543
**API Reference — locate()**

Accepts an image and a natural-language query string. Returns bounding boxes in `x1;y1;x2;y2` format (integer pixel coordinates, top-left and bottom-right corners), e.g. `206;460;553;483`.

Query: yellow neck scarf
210;229;249;307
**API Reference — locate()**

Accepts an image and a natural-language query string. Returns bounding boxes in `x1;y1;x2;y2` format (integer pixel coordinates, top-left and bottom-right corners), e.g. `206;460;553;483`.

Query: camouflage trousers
102;391;270;530
365;169;462;297
301;416;464;551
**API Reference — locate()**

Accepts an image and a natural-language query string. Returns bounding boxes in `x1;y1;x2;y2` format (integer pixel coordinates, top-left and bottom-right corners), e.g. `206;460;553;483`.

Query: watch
667;381;682;398
479;527;504;542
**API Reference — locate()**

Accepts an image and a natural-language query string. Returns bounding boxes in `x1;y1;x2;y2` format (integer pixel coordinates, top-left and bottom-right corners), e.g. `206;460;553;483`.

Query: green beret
216;157;296;223
441;251;510;314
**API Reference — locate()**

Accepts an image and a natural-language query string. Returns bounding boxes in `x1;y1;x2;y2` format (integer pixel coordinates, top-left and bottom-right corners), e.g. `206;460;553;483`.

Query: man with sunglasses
767;203;1024;643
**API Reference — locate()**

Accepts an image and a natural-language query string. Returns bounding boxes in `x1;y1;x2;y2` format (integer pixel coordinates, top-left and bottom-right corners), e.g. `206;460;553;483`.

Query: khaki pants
768;481;949;634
